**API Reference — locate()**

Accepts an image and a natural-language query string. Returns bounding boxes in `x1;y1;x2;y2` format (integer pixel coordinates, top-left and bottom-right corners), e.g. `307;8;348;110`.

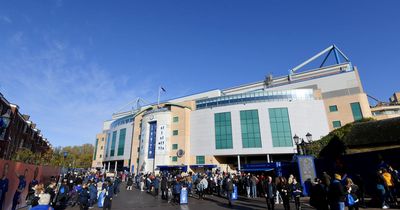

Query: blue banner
148;122;157;159
296;156;316;196
180;187;188;204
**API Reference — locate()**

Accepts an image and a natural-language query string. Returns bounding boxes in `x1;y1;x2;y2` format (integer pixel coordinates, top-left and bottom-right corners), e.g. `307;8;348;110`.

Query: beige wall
371;105;400;120
92;133;106;168
130;113;143;172
169;101;194;166
323;93;371;130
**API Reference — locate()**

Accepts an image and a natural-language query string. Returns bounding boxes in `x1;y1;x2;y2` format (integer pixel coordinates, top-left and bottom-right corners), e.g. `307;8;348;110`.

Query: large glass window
214;112;233;149
196;156;205;164
240;110;262;148
269;108;293;147
350;102;363;121
117;128;126;156
105;133;110;157
173;117;179;123
110;131;117;156
94;138;98;160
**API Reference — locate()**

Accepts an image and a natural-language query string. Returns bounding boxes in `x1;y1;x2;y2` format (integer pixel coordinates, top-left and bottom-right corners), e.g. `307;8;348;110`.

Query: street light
293;133;312;155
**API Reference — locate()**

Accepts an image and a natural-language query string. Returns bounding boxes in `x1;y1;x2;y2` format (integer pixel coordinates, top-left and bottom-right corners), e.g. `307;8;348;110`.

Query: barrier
0;159;60;210
232;185;238;200
180;187;188;204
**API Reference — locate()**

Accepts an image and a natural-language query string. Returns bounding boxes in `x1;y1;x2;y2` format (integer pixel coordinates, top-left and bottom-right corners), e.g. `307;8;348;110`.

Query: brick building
0;92;51;159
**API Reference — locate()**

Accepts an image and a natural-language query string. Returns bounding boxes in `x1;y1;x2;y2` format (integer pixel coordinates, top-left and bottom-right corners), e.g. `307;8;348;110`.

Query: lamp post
293;133;312;155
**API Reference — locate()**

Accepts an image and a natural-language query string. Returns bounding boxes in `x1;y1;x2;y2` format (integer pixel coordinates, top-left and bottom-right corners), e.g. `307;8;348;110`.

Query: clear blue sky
0;0;399;147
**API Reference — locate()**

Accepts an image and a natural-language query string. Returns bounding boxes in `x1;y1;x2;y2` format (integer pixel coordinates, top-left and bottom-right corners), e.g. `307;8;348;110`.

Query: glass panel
214;112;233;149
240;110;262;148
117;128;126;156
350;102;363;121
269;108;293;147
110;131;117;156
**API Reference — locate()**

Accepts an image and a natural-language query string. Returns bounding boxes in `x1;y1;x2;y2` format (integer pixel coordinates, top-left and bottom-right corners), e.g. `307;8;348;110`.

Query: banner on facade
147;122;157;159
156;124;167;154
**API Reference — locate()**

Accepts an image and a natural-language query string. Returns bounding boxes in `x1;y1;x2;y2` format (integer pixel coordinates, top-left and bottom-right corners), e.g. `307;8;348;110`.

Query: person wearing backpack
345;178;359;210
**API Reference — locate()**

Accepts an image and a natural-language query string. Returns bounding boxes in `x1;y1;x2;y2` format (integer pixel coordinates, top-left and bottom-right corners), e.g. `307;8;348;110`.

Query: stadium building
92;45;372;173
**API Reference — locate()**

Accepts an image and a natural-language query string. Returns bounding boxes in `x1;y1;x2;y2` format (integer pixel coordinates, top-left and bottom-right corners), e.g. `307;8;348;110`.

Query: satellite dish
177;149;185;158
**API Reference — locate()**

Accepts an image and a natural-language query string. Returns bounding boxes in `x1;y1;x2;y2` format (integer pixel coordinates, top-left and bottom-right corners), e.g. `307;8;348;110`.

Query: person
250;174;258;198
153;176;160;197
126;175;133;191
197;176;208;200
225;175;234;207
12;169;28;210
161;176;168;200
244;174;251;198
113;177;120;197
263;176;276;210
291;177;303;210
79;183;90;210
89;181;97;208
309;178;329;210
377;169;390;209
103;180;113;210
382;168;396;206
172;179;181;203
345;178;359;210
0;163;9;210
56;179;69;208
278;177;291;210
328;174;346;210
31;193;54;210
26;170;39;210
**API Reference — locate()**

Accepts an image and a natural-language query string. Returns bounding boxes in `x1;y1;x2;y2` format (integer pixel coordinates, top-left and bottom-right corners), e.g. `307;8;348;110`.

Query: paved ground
61;186;315;210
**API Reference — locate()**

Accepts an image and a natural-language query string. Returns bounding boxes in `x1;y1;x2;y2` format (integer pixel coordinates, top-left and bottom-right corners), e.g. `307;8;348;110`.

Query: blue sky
0;1;399;147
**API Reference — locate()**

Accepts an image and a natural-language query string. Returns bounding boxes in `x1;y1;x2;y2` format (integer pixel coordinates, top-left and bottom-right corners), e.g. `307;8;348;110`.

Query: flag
160;86;166;92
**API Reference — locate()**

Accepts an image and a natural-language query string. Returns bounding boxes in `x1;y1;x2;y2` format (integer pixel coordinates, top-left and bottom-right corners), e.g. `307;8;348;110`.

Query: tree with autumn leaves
12;144;94;169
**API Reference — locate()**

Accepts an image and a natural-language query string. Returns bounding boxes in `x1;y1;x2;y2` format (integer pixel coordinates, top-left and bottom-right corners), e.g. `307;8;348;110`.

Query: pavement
59;186;316;210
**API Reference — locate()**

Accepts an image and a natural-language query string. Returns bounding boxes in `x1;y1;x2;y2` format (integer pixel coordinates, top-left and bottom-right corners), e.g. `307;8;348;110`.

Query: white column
107;162;110;171
115;161;118;172
267;154;270;163
237;155;241;172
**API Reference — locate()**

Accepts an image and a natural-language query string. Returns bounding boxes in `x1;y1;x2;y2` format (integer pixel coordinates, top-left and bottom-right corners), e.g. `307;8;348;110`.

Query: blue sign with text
147;122;157;159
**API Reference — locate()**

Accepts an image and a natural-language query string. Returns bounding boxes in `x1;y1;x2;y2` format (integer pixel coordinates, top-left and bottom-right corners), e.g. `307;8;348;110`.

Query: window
99;155;102;158
173;130;179;136
214;112;233;149
173;116;179;123
196;156;205;164
110;131;117;156
100;146;103;150
332;120;342;128
105;133;110;157
102;138;104;141
117;128;126;156
137;147;140;152
136;158;139;164
172;144;178;150
240;110;262;148
350;102;363;121
94;139;98;160
269;108;293;147
329;105;338;112
172;156;178;162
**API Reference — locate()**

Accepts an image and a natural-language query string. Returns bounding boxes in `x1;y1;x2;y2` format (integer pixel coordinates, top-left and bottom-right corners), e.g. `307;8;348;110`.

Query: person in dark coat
328;174;346;210
278;177;291;210
263;176;276;210
103;181;113;210
225;176;234;207
88;181;97;208
153;176;160;197
78;184;90;210
309;178;329;210
291;177;303;210
161;176;168;200
345;178;359;210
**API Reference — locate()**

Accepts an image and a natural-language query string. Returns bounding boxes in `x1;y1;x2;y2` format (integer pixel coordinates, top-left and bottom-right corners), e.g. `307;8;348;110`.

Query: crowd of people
0;163;399;210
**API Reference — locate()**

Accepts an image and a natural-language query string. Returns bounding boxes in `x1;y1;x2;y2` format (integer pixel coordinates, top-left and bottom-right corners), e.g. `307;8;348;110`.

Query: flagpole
157;86;161;108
